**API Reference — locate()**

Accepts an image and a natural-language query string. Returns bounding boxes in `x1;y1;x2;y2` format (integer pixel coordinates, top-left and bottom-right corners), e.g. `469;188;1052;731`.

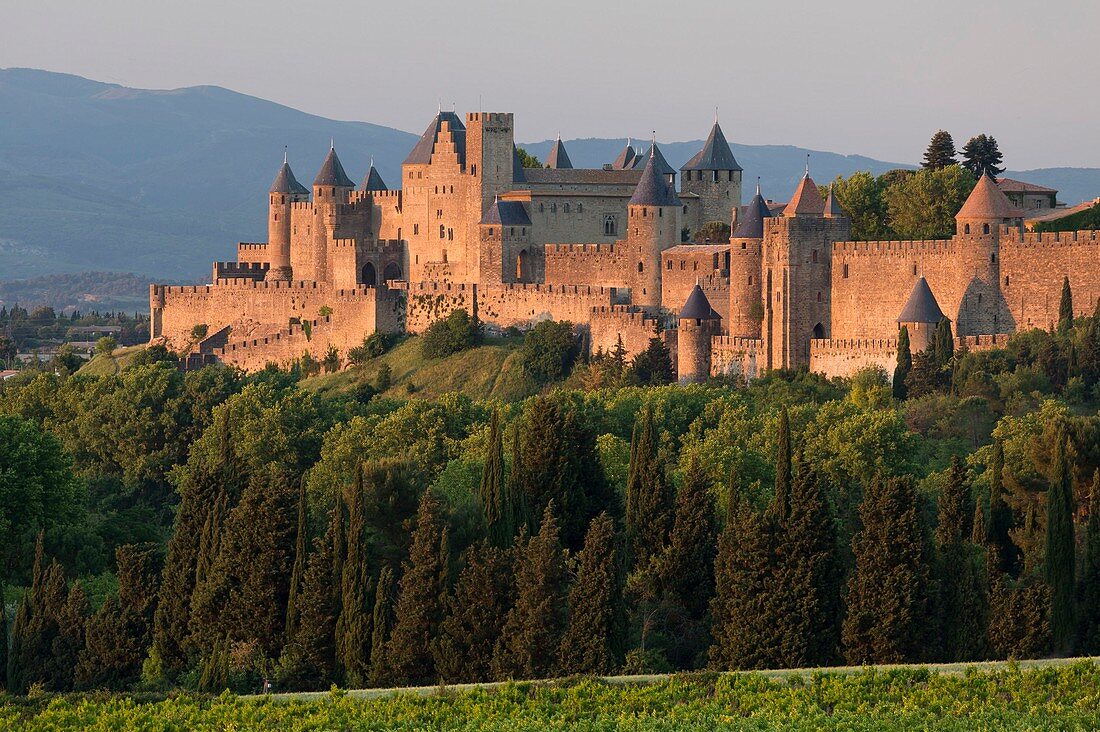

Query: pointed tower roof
403;111;467;166
612;139;637;170
956;172;1025;220
681;120;742;172
313;146;356;187
785;173;825;216
270;159;309;195
679;284;720;320
898;277;946;324
733;185;773;238
361;160;387;191
823;185;847;218
629;148;681;207
638;141;676;177
481;198;532;226
545;135;573;169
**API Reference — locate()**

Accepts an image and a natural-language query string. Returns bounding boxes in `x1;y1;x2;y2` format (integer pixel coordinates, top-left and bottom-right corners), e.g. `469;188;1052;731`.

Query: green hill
77;344;147;376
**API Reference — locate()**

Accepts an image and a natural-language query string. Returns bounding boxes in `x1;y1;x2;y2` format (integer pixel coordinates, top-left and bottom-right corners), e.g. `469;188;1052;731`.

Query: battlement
832;239;954;256
811;337;898;352
289;201;314;212
466;112;514;124
956;333;1012;350
214;261;269;281
712;335;764;351
1003;229;1100;247
589;305;658;326
546;242;619;255
237;242;268;252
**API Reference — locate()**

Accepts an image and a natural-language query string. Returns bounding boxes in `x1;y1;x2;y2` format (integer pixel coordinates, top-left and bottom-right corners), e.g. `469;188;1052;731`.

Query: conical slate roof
546;136;573;169
956;172;1025;219
313;147;356;187
679;284;720;320
898;277;946;324
361;162;387;191
733;188;773;238
403;111;467;166
638;142;676;177
629;149;681;207
481;198;532;226
270;161;309;195
786;173;824;216
681;121;742;172
612;140;637;170
823;185;847;218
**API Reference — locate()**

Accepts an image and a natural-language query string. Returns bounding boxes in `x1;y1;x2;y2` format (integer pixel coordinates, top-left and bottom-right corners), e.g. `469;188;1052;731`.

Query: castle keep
150;110;1099;380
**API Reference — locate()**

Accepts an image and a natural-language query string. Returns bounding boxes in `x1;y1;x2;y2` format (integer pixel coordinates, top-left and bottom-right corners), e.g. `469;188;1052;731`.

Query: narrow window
637;261;644;273
1005;275;1010;286
666;260;672;270
912;263;917;275
812;249;818;263
964;223;970;234
748;275;753;285
983;223;990;234
439;224;445;239
843;264;849;278
564;203;570;213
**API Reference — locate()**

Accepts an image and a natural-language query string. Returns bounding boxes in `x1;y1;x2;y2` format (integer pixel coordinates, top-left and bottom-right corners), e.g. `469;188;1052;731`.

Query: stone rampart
809;337;897;380
710;335;762;380
236;242;269;264
589;305;659;359
1001;230;1100;330
543;242;631;288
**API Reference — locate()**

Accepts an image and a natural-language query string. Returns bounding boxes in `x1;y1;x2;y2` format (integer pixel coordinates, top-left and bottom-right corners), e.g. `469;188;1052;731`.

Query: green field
77;345;147;376
5;660;1100;730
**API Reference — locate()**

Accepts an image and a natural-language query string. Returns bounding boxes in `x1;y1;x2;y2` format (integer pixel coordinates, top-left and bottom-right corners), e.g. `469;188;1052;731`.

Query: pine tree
842;475;931;664
493;505;568;680
386;489;446;686
626;406;674;568
987;439;1019;576
893;326;912;400
7;534;65;693
988;575;1051;659
197;635;230;693
336;466;372;686
935;458;989;661
961;134;1005;179
771;459;842;668
922;130;958;170
628;337;675;385
1078;471;1100;653
1045;432;1076;655
479;410;512;547
514;396;566;534
558;513;625;675
368;565;396;687
1058;276;1074;333
285;477;308;641
434;542;513;683
936;457;972;548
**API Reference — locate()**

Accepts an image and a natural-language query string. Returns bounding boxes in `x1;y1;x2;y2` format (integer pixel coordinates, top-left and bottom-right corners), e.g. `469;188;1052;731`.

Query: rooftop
629;150;681;207
270;161;309;195
733;188;773;238
482;199;532;226
898;277;946;324
956;173;1025;220
313;147;356;188
785;174;824;216
403;111;467;166
681;121;742;172
680;284;720;320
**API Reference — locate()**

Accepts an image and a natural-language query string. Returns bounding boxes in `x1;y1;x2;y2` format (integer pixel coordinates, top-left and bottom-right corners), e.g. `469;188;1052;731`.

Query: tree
421;309;480;359
479;410;513;547
279;522;339;690
657;458;718;621
336;468;372;686
1078;472;1100;653
1058;276;1073;333
493;505;567;680
559;513;625;675
922;130;958;170
285;479;308;642
883;166;976;240
961;134;1005;179
893;326;912;400
516;147;542;169
830;172;890;240
842;475;931;664
368;565;396;687
1045;431;1076;654
987;439;1020;576
626;406;673;568
520;320;579;384
6;535;65;692
906;349;947;399
692;221;731;244
933;318;954;368
768;410;793;524
627;337;675;386
52;581;90;691
434;542;512;683
386;489;447;686
935;458;989;662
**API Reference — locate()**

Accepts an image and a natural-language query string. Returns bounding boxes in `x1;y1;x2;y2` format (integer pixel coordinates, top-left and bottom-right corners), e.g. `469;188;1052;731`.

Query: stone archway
361;262;377;287
383;262;403;282
812;322;825;339
516;249;531;283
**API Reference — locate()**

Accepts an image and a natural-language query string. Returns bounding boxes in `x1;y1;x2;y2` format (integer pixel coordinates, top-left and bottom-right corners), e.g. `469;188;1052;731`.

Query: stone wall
809;337;898;380
589;306;660;359
710;335;762;380
661;244;730;321
1001;230;1100;330
543;242;631;288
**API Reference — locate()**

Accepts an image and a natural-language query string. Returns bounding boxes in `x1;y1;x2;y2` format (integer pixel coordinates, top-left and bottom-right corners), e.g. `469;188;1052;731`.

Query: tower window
448;228;454;240
1005;275;1010;286
843;264;849;278
964;223;970;234
912;264;917;275
550;203;557;213
603;215;617;236
748;275;753;285
983;223;990;234
439;225;445;239
817;291;822;302
991;252;996;263
414;224;419;235
510;227;515;236
564;203;570;213
812;249;818;263
638;262;644;273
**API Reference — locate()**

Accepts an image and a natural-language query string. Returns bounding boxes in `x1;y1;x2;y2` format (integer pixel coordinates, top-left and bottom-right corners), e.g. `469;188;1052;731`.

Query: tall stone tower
952;172;1023;335
728;185;772;338
307;145;355;283
479;198;534;284
627;147;682;310
680;119;743;231
267;154;309;281
677;283;720;383
762;172;851;370
465;112;517;282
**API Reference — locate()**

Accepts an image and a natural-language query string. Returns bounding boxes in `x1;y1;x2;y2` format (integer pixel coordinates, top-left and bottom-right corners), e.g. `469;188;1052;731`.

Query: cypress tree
368;565;396;687
8;535;64;693
1058;276;1074;333
772;459;842;668
286;477;308;641
479;410;511;547
625;406;673;568
935;459;989;661
562;408;617;545
493;505;568;680
1045;432;1076;655
514;396;566;534
0;580;6;691
52;580;90;691
559;513;626;675
197;635;230;693
936;457;971;548
657;457;718;621
506;423;530;542
336;466;372;686
279;525;339;690
1078;471;1100;653
387;489;446;686
987;439;1019;576
768;410;793;524
933;318;954;368
434;542;512;683
988;575;1051;659
922;130;958;170
842;475;931;664
893;325;912;400
972;500;987;545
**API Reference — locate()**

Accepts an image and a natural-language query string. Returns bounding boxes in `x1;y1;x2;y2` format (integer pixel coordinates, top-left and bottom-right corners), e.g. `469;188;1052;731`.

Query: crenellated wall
589;305;660;359
710;335;762;380
543;242;632;289
809;337;898;380
1001;230;1100;330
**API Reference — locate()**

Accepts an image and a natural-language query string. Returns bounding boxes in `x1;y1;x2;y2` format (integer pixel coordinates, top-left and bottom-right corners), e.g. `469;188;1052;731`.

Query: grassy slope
77;345;146;376
300;335;539;402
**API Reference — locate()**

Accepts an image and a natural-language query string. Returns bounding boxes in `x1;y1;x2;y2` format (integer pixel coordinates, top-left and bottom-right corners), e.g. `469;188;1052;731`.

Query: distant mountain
1;68;1098;285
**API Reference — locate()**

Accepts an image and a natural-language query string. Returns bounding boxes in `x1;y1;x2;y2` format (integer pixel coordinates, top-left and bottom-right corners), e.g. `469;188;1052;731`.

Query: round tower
677;284;720;383
679;118;743;232
728;184;772;338
309;144;356;282
897;276;946;353
267;153;309;280
627;146;681;309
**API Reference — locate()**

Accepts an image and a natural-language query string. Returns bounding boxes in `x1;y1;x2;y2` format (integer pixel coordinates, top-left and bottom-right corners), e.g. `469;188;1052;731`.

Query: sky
2;0;1098;169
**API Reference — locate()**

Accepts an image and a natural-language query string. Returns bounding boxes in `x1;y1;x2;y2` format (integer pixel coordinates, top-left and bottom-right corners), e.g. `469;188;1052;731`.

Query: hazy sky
2;0;1098;169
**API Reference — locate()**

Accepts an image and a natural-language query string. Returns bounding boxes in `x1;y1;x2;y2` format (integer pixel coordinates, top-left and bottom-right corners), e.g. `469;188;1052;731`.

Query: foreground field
5;660;1100;731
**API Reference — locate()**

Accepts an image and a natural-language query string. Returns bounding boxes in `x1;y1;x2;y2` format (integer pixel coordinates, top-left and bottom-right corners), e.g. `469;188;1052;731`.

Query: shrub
190;324;209;341
520;320;579;384
96;336;118;356
421;309;480;359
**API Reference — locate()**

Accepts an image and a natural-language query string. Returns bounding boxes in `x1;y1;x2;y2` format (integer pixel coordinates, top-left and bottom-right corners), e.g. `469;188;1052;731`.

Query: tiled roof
996;177;1057;195
957;172;1025;219
270;161;309;195
361;163;387;191
313;147;356;187
546;136;573;169
785;174;824;216
733;189;773;238
680;284;720;320
629;150;681;207
681;121;742;172
898;277;946;324
403;111;467;166
482;199;532;226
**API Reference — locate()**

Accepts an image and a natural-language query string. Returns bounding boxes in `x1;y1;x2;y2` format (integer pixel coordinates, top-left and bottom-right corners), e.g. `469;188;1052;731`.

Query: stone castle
149;109;1100;381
